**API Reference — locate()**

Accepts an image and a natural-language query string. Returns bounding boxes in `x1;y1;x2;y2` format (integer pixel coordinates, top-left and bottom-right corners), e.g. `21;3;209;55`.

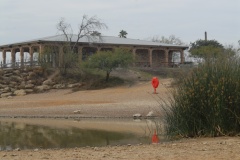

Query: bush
164;56;240;138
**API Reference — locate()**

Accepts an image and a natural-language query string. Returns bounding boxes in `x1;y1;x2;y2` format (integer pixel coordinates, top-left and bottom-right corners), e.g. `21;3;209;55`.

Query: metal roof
0;34;189;49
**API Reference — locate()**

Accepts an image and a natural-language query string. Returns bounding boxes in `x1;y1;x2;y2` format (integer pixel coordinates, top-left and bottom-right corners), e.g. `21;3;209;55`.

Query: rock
25;89;34;93
67;83;82;88
94;147;99;151
14;89;27;96
35;85;51;92
28;72;36;78
0;84;6;88
0;69;4;76
43;79;53;86
13;70;21;75
133;113;142;119
10;75;22;82
53;84;65;89
1;92;12;98
4;73;13;77
146;111;154;117
3;87;11;92
15;148;21;151
34;148;39;152
27;80;36;84
25;84;35;89
19;82;26;89
73;110;81;114
9;81;18;86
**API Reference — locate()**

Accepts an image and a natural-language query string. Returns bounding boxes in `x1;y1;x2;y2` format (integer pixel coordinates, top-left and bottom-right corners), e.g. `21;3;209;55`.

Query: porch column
29;47;34;66
11;48;16;67
2;50;6;65
164;49;169;67
149;48;153;67
39;44;45;60
20;47;24;67
132;47;136;67
59;46;64;67
180;50;184;64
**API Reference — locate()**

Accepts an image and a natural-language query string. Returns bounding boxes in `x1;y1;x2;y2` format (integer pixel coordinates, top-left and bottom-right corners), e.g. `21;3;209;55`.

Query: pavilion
0;35;188;68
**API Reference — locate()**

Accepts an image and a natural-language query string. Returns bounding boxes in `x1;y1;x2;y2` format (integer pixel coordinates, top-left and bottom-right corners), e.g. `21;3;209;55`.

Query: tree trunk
106;72;110;82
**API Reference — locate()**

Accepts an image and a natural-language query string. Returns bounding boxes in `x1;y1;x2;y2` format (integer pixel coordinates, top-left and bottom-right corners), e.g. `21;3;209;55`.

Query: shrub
164;56;240;138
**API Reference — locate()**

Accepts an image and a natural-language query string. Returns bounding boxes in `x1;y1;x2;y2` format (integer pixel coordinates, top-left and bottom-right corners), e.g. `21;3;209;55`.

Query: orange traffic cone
152;130;159;144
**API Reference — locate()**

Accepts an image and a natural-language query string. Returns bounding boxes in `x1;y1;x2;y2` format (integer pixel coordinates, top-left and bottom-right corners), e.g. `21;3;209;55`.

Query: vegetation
189;39;224;59
163;55;240;138
118;30;128;38
84;48;134;82
83;48;133;82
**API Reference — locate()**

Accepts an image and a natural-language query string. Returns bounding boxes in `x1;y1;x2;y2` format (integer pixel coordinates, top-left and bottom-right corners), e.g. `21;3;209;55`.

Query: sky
0;0;239;47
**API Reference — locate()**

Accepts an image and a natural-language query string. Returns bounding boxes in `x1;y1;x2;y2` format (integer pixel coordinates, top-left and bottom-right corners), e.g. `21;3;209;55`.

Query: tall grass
164;56;240;138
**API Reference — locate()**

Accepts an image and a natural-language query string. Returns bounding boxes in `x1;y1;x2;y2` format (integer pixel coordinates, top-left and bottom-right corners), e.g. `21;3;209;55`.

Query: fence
0;60;40;69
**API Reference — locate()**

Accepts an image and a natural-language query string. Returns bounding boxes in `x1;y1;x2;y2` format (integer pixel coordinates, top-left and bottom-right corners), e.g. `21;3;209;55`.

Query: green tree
84;48;133;82
118;30;128;38
189;39;224;59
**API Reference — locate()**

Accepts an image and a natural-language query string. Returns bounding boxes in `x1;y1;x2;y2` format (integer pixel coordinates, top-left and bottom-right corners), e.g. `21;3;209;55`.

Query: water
0;119;151;150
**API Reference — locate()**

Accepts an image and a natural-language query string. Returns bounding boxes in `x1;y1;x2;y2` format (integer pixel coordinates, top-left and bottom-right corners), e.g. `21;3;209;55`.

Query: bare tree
152;35;185;45
57;15;108;52
56;15;108;75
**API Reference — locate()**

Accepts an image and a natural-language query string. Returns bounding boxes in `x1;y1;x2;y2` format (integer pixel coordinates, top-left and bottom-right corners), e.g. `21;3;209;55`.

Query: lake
0;118;160;150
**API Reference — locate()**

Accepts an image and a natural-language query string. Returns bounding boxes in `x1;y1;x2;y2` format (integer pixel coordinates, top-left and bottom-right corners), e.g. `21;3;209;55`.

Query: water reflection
0;121;149;150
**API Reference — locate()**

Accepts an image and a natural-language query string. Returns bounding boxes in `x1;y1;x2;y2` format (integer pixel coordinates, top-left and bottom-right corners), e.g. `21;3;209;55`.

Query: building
0;35;188;68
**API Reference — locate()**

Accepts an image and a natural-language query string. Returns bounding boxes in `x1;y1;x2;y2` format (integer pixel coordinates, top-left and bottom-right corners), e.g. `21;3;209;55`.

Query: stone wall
0;67;82;98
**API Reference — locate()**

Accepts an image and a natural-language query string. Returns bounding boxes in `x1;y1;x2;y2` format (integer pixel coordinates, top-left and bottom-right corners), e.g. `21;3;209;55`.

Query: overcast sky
0;0;239;47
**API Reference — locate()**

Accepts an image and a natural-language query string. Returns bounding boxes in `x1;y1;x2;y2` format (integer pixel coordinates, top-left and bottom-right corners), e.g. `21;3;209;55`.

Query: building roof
0;34;189;49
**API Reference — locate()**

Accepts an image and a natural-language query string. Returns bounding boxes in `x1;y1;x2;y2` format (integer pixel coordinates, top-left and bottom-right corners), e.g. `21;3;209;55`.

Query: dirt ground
0;77;240;159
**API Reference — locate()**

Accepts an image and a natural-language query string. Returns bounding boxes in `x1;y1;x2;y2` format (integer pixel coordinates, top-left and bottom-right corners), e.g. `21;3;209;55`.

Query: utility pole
205;31;207;41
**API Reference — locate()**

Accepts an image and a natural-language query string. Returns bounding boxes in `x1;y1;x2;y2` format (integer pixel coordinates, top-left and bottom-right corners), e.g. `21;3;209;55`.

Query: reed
164;55;240;138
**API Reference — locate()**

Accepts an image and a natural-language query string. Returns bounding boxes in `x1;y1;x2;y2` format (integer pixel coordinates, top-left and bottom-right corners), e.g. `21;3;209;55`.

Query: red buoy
151;77;159;94
152;130;159;144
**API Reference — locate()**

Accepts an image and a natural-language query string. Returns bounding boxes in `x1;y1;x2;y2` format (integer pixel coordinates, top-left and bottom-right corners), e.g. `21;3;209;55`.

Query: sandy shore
1;137;240;160
0;78;240;159
0;80;171;118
